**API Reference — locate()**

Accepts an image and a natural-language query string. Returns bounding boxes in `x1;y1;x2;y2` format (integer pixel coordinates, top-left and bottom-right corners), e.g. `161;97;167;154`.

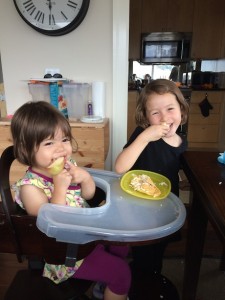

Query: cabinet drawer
0;125;13;153
188;124;219;142
127;91;139;139
71;126;108;169
191;91;223;104
190;102;221;114
187;91;225;149
188;113;220;125
0;126;27;184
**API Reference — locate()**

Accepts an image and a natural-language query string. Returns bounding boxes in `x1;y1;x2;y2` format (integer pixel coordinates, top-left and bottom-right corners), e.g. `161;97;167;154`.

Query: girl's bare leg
104;286;127;300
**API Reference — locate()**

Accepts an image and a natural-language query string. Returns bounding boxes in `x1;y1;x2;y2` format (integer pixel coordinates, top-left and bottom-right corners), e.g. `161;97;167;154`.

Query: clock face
13;0;90;36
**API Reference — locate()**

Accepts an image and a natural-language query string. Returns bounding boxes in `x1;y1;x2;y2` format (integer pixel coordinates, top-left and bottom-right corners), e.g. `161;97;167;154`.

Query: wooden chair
0;145;105;300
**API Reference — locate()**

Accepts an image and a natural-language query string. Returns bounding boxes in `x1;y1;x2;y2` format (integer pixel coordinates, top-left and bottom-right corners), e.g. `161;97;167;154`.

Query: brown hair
135;79;189;128
11;101;77;166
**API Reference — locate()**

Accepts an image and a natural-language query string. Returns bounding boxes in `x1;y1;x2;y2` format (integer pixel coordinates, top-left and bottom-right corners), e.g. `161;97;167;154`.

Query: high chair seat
0;145;104;300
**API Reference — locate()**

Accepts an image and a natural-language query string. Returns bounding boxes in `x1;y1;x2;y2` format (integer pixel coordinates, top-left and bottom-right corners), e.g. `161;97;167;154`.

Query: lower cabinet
187;91;225;150
127;91;139;139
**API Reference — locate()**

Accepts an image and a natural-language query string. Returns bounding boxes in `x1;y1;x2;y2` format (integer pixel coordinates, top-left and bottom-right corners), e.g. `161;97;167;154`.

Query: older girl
115;79;189;275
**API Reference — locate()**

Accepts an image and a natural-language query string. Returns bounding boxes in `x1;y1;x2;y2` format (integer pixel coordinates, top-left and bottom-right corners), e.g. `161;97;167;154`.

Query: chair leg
219;246;225;271
28;257;44;270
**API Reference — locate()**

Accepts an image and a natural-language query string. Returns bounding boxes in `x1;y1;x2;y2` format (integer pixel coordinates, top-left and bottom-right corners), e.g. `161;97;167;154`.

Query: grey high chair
0;145;105;300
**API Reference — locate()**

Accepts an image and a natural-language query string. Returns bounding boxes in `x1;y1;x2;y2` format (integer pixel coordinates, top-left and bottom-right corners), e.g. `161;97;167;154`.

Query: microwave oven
141;32;192;64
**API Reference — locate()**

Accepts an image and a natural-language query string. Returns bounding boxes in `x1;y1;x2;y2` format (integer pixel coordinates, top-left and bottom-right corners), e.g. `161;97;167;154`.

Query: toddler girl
11;101;131;300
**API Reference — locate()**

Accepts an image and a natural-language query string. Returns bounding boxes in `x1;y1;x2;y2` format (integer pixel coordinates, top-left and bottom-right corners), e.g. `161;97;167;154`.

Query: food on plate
47;157;65;175
129;174;161;197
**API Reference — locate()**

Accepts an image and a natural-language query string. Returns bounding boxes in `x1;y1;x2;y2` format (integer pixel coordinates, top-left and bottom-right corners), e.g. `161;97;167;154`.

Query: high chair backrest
0;145;96;265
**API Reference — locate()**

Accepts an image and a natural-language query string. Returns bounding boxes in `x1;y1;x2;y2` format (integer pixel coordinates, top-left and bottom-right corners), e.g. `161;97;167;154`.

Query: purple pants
73;244;131;295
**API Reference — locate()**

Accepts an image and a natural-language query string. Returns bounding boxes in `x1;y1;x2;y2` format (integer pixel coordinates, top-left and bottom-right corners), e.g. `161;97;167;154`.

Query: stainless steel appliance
141;32;192;64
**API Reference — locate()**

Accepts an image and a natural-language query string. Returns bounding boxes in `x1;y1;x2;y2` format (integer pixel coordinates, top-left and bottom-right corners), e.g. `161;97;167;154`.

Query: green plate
120;170;171;200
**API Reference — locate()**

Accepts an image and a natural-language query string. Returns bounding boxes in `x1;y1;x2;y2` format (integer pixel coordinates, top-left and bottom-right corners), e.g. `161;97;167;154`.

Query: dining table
181;150;225;300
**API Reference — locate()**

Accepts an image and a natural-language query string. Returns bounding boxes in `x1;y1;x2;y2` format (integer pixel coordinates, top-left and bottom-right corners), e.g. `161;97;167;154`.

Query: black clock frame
13;0;90;36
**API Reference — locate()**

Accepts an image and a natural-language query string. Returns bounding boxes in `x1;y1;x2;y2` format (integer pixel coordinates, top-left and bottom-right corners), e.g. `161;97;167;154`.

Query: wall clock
13;0;90;36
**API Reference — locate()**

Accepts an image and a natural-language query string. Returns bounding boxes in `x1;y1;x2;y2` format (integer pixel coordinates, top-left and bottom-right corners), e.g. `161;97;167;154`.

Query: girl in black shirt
115;79;189;275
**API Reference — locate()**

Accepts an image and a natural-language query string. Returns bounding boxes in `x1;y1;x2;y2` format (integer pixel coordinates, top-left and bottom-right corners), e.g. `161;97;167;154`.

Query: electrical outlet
45;68;60;76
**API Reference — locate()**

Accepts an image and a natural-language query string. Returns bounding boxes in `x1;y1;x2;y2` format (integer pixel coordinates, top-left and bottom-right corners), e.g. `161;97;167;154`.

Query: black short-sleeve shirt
124;126;188;196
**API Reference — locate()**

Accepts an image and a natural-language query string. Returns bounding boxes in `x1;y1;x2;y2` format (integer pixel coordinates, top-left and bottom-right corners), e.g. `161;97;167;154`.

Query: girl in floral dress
11;101;131;300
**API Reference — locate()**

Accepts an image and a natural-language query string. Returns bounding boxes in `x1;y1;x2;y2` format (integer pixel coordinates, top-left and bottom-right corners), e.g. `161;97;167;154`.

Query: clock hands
47;0;55;26
47;0;52;12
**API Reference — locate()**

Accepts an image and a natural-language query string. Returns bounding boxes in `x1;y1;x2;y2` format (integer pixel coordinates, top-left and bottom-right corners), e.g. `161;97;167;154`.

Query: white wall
0;0;129;170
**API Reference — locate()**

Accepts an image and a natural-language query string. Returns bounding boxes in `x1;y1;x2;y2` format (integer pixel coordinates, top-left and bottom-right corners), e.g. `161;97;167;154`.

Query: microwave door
142;40;186;63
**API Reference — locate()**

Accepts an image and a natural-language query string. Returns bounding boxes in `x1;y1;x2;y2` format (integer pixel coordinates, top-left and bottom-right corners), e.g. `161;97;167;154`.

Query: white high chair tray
37;169;186;244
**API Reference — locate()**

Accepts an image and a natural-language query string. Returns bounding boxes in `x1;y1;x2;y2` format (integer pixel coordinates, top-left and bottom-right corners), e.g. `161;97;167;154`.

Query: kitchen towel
199;94;213;117
92;81;106;118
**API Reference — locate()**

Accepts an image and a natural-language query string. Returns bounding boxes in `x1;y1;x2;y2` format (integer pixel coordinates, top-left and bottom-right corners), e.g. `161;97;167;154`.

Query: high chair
0;145;105;300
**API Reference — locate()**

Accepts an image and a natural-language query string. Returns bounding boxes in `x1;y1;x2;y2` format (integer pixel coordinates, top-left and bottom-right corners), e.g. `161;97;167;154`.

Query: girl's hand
51;169;72;205
64;160;89;183
52;168;72;189
64;160;96;200
115;123;170;175
143;123;170;142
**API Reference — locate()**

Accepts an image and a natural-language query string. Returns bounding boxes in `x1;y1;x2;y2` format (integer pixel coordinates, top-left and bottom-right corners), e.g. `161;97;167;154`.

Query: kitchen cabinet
141;0;194;33
129;0;142;60
0;119;109;186
70;120;109;169
222;20;225;58
187;91;225;150
191;0;225;59
129;0;194;60
129;0;225;61
127;90;139;139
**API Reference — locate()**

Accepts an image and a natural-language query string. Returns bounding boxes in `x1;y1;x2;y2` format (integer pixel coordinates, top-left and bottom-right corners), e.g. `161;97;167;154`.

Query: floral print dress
13;165;89;284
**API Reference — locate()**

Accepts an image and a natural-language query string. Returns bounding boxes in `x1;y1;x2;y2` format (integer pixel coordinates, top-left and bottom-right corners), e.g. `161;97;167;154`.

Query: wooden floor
165;215;223;259
0;253;28;300
0;218;222;300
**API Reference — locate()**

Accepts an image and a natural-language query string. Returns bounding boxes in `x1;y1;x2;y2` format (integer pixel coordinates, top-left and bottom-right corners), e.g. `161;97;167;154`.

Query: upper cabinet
129;0;194;60
141;0;194;33
129;0;225;60
129;0;142;60
191;0;225;59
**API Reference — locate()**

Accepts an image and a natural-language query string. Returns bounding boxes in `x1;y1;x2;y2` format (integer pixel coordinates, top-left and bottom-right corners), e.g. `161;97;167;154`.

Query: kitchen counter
0;117;108;128
128;86;225;92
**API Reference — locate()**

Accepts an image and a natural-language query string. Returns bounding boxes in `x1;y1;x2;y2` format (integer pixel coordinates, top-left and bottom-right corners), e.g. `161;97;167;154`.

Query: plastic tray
37;169;186;244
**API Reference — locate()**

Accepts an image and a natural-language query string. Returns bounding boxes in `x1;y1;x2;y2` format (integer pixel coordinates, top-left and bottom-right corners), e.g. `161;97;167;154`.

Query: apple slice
47;157;65;175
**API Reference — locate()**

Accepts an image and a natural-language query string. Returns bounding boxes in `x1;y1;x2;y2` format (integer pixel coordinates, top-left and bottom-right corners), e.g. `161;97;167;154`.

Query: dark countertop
128;87;225;92
191;88;225;91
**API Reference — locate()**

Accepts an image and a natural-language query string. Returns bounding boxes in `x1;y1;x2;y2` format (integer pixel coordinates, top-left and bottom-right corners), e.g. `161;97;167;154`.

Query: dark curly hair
11;101;77;166
135;79;189;128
